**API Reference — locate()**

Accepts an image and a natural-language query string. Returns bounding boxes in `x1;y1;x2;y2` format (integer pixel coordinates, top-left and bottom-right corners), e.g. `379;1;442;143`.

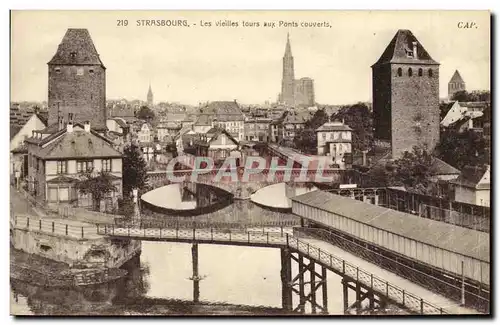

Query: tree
136;105;155;121
391;146;437;195
123;143;149;198
435;129;488;170
76;170;117;211
293;109;329;154
333;103;374;152
451;90;491;102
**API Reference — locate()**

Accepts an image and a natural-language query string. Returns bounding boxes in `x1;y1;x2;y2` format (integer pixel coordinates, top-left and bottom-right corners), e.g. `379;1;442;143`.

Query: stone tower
48;28;107;131
147;83;154;107
448;70;466;100
372;29;440;158
280;33;295;106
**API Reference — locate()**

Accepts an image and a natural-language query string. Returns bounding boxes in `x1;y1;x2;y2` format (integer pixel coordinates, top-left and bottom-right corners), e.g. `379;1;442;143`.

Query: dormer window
405;47;414;58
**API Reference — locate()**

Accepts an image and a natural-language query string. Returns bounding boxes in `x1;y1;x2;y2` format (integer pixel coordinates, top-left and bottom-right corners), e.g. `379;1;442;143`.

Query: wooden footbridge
96;224;446;315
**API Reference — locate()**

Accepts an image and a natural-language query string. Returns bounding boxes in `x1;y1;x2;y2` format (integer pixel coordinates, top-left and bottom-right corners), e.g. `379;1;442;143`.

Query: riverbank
10;247;127;288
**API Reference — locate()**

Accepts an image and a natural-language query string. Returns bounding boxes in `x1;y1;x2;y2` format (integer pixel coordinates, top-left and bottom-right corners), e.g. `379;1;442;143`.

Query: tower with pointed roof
48;28;107;131
448;70;466;100
280;33;295;106
147;83;154;107
372;29;440;158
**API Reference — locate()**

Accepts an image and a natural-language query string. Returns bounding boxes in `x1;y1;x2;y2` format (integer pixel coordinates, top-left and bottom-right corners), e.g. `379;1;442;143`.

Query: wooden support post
322;266;328;314
355;282;361;312
310;260;316;314
281;248;293;312
461;261;466;306
342;278;349;313
298;254;305;313
192;243;200;303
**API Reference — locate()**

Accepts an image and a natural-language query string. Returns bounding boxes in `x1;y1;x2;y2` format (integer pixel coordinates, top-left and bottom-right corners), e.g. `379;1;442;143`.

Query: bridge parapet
147;168;352;198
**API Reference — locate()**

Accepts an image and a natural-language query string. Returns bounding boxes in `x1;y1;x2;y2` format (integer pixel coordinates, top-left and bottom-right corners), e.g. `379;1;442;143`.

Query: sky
11;10;490;105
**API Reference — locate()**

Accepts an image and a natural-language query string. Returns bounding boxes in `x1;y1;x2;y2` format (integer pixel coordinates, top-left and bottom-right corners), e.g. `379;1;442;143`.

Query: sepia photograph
9;10;491;316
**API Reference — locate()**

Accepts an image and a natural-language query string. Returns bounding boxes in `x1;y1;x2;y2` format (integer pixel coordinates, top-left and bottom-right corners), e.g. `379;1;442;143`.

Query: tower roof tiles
373;29;439;66
48;28;105;67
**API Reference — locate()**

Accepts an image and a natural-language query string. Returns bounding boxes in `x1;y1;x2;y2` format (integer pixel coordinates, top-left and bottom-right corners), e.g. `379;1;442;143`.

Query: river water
10;183;373;315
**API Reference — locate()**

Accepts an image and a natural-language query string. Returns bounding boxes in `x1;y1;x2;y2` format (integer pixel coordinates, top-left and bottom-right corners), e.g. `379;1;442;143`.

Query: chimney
412;41;418;59
84;121;91;132
67;120;73;133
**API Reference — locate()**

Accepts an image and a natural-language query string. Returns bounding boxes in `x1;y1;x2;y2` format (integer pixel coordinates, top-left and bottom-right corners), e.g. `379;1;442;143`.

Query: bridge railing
286;235;445;315
12;215;92;239
97;224;446;315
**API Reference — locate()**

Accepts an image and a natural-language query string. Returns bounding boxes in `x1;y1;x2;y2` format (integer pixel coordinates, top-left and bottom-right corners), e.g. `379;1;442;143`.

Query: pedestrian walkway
10;187;46;217
299;237;479;314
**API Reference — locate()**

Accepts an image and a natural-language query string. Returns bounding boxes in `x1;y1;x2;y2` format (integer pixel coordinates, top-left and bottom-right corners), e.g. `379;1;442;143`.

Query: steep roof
203;101;244;118
449;70;465;84
10;125;22;140
450;165;490;190
373;29;438;66
48;29;104;67
36;128;121;160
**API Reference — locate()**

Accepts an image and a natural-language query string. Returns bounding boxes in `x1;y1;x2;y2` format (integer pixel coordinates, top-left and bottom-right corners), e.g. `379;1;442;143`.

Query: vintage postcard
9;10;490;316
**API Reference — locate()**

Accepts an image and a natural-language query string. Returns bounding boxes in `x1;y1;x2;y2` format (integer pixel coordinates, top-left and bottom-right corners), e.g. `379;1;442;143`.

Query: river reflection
11;241;354;315
10;182;363;315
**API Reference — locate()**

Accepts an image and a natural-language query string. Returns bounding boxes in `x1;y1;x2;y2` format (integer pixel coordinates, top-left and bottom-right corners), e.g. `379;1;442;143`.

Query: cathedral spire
284;32;292;58
147;82;154;106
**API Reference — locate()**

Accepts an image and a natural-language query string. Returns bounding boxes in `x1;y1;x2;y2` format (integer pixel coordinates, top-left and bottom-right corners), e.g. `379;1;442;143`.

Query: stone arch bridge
146;168;355;199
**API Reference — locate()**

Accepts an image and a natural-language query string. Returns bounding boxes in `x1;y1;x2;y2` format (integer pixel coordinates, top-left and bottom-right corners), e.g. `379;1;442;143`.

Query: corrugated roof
292;190;489;262
48;29;104;67
373;29;438;66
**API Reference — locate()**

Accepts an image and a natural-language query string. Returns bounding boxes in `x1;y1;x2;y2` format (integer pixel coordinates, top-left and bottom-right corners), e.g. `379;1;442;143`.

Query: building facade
48;29;107;131
451;165;490;207
244;117;272;142
10;113;48;182
316;120;353;169
25;122;123;210
195;101;245;141
372;29;440;158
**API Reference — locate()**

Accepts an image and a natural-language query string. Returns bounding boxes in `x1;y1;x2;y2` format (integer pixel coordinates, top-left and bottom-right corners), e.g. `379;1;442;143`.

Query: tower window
76;67;84;76
408;68;413;77
54;67;61;73
418;68;423;77
397;68;402;77
70;51;77;59
89;69;94;74
428;69;433;77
